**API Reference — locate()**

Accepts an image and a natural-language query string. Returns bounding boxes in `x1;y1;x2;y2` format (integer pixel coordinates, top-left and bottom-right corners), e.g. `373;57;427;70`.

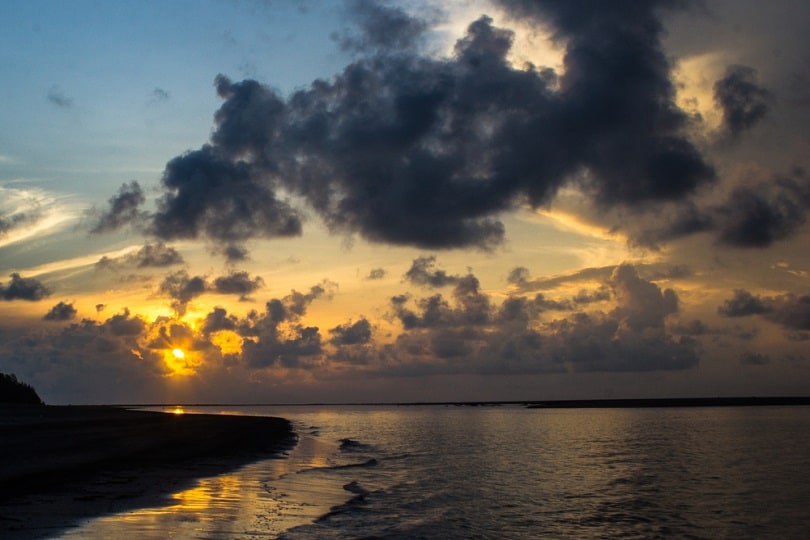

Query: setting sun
172;348;185;359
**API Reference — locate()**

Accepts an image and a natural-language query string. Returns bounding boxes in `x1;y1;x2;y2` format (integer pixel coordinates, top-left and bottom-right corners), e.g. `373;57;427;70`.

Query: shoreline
0;405;296;539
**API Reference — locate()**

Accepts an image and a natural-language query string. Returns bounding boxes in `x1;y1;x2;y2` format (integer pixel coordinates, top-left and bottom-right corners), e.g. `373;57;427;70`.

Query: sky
1;0;809;405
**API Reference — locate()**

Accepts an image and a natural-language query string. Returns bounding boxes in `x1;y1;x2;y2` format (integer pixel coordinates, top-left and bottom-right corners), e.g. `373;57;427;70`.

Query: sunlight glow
172;348;185;359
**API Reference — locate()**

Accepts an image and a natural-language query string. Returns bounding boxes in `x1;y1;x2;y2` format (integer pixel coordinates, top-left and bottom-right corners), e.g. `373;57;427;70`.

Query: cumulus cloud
404;256;463;288
96;242;184;271
0;273;51;301
93;0;715;252
623;168;810;249
386;262;695;375
157;269;267;312
718;289;772;317
714;64;771;137
90;181;147;234
238;283;332;368
718;289;810;331
158;270;208;314
43;301;77;321
714;168;810;248
212;271;265;300
329;318;372;345
152;144;303;243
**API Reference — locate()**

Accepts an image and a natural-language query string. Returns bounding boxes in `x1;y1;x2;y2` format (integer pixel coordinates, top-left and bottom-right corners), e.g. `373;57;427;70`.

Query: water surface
64;405;810;539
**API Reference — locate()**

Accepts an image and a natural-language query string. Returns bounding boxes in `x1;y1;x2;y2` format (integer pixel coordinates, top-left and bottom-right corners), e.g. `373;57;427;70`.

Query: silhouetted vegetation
0;372;44;405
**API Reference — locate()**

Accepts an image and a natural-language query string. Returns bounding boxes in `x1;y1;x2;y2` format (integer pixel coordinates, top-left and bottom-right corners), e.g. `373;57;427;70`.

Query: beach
0;406;295;539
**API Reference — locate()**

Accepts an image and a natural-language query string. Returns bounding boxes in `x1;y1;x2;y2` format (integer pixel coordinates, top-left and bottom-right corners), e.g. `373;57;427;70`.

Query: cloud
133;242;184;267
714;64;771;137
366;268;386;280
718;289;772;317
338;0;431;53
43;301;77;321
201;307;238;335
714;168;810;248
152;144;303;244
237;284;332;368
152;87;170;101
95;0;715;252
329;318;372;345
385;263;695;375
0;273;51;301
212;271;265;300
404;256;463;287
0;208;43;238
157;269;268;312
96;242;185;271
718;289;810;331
90;181;147;234
622;168;810;249
158;270;208;314
47;87;74;108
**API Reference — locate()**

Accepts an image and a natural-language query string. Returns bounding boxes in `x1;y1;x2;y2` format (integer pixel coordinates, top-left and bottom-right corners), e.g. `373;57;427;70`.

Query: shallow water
63;405;810;539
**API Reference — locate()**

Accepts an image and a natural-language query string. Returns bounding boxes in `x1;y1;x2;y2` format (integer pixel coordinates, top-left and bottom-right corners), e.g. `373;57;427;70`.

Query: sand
0;405;295;539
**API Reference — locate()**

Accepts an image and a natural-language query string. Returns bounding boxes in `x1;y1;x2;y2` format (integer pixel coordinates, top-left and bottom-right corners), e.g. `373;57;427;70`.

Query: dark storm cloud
714;169;810;248
152;144;303;243
338;0;430;52
43;301;77;321
718;289;810;331
99;0;714;252
212;271;265;300
0;273;50;301
404;256;463;287
718;289;772;317
714;64;771;136
329;318;372;345
90;181;147;234
494;0;715;205
626;168;810;249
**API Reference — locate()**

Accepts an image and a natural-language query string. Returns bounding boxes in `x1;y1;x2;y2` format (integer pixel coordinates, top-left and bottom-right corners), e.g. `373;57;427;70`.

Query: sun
172;348;185;359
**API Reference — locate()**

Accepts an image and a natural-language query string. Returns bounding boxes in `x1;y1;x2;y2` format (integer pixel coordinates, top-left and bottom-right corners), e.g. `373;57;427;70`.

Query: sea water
62;405;810;539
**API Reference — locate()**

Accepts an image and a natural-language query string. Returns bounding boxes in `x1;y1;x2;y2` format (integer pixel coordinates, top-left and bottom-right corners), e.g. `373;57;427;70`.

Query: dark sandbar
0;405;295;539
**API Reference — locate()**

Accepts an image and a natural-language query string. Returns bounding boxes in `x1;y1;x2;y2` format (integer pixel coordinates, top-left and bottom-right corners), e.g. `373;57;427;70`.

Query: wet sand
0;405;295;539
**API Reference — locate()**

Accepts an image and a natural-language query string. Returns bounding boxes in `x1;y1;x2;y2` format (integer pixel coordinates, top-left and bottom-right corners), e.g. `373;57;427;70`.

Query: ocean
61;404;810;539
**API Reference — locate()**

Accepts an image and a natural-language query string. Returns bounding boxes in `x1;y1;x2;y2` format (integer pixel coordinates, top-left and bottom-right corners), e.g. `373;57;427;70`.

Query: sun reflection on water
58;431;348;539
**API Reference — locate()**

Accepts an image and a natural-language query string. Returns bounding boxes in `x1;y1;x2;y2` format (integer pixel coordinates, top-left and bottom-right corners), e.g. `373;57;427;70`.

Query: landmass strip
0;406;295;540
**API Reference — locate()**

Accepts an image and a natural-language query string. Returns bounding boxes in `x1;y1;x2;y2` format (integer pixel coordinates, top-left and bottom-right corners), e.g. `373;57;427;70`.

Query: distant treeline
0;372;44;405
